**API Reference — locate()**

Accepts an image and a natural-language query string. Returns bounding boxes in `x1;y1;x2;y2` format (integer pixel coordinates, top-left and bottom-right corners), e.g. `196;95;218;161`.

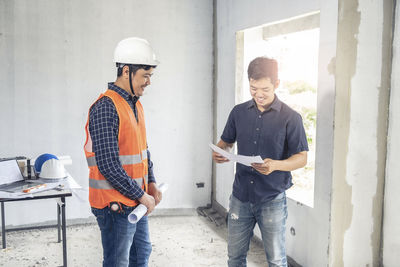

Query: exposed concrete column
330;0;393;266
382;0;400;265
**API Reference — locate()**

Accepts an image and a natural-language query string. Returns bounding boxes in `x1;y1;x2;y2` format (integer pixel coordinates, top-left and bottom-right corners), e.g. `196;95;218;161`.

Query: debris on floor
197;205;227;227
0;215;266;267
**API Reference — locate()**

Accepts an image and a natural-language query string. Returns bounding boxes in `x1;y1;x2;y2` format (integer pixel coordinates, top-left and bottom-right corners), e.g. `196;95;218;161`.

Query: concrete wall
0;0;213;226
213;1;336;266
286;2;339;265
329;0;393;266
382;0;400;265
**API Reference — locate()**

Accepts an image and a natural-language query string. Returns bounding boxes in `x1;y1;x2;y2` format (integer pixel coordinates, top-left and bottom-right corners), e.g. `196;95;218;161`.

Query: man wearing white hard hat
84;37;162;266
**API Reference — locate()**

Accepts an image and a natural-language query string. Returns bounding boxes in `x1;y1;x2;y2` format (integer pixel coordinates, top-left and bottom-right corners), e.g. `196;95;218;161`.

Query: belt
108;202;137;213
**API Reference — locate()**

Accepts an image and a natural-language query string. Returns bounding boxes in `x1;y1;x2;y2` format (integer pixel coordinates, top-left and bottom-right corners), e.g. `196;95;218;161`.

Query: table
1;189;72;267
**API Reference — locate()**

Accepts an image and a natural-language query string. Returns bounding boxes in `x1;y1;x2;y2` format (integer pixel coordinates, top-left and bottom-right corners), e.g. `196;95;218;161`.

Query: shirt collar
108;82;139;104
247;94;282;112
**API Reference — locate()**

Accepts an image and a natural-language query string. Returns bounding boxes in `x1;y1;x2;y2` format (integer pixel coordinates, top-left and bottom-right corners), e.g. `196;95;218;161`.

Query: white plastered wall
0;0;213;226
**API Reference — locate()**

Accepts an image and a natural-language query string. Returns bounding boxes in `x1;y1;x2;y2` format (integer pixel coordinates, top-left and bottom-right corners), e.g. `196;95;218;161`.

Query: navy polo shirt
221;95;309;204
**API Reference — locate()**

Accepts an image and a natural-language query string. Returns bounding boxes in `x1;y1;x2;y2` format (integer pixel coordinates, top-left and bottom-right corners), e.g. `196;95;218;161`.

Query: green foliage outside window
282;80;317;147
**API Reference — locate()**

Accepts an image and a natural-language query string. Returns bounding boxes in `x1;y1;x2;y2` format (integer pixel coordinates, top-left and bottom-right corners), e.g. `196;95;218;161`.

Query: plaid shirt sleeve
89;96;144;200
147;149;156;184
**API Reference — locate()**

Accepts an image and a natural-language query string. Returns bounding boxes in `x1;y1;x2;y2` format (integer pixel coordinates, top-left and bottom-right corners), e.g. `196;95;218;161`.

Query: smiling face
249;77;279;111
131;68;154;97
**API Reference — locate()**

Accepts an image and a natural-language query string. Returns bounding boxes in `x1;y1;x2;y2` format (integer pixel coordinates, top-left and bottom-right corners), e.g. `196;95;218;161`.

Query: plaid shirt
88;82;156;200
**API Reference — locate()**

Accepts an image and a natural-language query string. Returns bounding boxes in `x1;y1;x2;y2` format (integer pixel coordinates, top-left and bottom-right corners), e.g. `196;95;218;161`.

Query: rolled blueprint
128;183;168;224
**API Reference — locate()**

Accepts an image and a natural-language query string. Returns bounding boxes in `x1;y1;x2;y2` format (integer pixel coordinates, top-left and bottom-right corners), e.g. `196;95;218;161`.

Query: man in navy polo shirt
212;57;309;267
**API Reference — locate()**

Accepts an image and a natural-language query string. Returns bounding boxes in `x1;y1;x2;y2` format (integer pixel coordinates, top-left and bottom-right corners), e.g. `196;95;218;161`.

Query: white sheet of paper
0;160;24;185
64;175;82;189
0;173;83;199
0;191;33;199
128;183;168;224
209;143;264;166
34;173;82;189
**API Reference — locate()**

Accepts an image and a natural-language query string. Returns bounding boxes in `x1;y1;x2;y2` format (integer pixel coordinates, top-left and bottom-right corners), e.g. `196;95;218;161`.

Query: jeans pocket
269;192;286;206
274;192;285;200
92;207;108;229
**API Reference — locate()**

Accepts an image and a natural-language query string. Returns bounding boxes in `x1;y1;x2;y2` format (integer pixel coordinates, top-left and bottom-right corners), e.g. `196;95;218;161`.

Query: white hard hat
39;159;67;179
113;37;159;66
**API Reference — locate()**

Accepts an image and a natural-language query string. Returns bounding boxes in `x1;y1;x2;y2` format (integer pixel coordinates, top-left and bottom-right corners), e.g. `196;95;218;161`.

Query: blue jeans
227;193;288;267
91;205;152;267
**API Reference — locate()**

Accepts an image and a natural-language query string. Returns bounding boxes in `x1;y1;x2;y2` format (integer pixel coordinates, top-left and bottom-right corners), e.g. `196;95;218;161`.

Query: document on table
33;173;82;190
0;191;33;199
0;159;25;185
0;173;83;199
209;143;264;166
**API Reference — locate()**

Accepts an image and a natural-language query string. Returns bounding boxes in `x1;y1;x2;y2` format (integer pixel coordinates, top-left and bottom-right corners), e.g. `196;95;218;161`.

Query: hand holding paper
128;183;168;224
209;143;264;166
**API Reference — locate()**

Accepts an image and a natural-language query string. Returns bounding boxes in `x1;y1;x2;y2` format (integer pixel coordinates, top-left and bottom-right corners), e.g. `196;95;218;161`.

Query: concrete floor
0;215;267;267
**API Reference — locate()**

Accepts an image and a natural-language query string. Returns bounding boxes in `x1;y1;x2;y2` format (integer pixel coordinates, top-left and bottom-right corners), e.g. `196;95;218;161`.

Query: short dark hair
247;57;278;83
117;64;157;77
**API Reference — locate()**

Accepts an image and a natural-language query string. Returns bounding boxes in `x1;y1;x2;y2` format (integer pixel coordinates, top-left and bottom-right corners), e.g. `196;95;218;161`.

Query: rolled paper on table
128;183;168;224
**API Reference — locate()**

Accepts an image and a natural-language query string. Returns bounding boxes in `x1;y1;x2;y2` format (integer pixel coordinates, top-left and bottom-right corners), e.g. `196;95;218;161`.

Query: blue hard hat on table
34;153;58;174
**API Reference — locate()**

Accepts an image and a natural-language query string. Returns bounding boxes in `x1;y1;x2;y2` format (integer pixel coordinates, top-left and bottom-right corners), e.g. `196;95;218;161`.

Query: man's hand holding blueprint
209;143;264;167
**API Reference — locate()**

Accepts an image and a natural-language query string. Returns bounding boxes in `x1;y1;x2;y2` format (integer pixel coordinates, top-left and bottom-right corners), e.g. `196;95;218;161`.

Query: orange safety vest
84;89;148;209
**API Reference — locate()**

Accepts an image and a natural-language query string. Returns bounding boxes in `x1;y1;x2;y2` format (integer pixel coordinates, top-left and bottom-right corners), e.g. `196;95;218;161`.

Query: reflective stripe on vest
89;174;148;189
86;149;147;167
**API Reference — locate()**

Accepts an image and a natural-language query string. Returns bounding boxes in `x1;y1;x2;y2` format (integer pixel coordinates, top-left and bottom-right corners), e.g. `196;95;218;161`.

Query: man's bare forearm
276;151;307;172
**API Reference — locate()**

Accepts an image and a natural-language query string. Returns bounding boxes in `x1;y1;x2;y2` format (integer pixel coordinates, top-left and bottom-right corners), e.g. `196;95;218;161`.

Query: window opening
236;13;319;207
